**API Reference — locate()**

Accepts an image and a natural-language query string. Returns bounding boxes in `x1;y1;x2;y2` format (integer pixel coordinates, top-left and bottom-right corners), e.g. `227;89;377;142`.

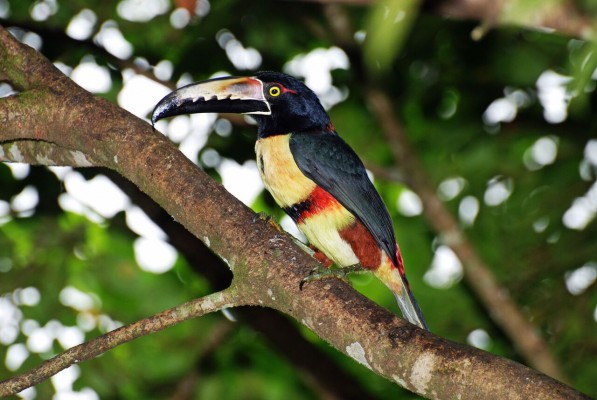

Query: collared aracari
152;71;428;330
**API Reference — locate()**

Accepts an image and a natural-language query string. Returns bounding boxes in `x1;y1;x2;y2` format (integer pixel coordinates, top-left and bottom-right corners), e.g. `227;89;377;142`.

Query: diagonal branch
0;24;589;400
0;288;242;397
105;170;381;400
0;140;94;167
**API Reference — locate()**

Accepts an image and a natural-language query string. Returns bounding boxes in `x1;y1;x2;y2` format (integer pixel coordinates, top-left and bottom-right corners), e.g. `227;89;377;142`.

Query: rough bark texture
0;25;590;399
106;170;379;400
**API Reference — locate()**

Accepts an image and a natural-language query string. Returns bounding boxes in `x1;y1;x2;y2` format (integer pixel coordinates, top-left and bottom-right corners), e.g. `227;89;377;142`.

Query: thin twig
0;288;242;397
0;23;588;399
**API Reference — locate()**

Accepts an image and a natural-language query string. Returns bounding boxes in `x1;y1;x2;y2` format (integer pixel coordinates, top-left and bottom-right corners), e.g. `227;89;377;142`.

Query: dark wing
289;131;398;266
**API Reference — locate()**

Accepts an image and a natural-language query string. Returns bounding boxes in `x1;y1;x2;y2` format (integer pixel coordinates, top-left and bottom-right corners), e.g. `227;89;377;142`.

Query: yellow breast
255;135;316;208
255;134;358;267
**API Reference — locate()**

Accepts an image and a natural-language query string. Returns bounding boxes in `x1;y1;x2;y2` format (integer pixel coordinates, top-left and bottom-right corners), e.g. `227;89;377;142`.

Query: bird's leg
309;245;334;268
253;212;315;255
253;211;284;232
253;213;363;288
292;238;315;256
300;254;364;290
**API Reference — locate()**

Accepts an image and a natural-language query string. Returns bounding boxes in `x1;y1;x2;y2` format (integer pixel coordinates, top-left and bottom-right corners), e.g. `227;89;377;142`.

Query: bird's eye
269;86;281;97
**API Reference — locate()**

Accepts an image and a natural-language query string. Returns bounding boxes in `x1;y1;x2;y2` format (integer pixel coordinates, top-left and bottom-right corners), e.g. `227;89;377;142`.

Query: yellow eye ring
269;86;281;97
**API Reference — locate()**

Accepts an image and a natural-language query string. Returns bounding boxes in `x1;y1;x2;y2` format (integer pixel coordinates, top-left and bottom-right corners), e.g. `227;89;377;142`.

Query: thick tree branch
105;170;381;400
0;140;94;166
0;25;589;399
0;289;240;397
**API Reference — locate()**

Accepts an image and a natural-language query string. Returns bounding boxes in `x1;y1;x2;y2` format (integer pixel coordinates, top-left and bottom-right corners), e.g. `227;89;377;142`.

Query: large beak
151;76;270;125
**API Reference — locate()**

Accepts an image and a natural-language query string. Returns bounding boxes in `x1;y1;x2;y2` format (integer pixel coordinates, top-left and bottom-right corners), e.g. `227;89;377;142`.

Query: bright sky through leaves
2;0;597;396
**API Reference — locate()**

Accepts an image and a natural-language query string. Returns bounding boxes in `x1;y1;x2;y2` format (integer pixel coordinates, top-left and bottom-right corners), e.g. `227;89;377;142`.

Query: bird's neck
255;116;334;139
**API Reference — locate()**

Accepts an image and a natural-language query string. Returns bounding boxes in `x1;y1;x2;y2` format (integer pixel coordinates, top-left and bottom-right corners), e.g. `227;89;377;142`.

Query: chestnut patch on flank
310;244;334;267
395;245;406;278
339;222;381;270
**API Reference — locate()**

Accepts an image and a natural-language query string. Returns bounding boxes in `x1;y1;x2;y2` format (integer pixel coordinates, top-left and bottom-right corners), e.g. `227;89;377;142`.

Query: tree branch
426;0;595;40
0;288;241;397
365;88;567;381
0;24;589;399
318;3;567;382
293;0;596;40
0;140;94;166
105;170;381;400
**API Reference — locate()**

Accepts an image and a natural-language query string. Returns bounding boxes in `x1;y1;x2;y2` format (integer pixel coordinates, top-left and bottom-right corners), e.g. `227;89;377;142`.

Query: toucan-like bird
152;71;428;330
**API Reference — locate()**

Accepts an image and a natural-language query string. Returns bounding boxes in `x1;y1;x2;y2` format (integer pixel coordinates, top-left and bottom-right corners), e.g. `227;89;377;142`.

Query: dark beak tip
150;101;170;127
149;76;270;124
150;113;159;127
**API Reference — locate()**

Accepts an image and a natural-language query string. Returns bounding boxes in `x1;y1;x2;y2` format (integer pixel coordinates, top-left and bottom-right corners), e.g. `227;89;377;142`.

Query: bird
152;71;428;330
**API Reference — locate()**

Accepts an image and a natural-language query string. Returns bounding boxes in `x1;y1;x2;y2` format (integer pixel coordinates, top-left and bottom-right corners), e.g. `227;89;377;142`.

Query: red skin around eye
279;84;297;95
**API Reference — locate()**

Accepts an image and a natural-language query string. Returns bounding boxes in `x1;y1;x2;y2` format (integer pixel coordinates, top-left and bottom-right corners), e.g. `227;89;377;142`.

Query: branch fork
0;24;589;400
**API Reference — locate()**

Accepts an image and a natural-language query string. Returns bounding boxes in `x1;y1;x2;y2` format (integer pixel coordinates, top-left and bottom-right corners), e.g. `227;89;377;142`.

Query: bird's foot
253;213;314;255
300;263;363;290
291;237;315;256
253;212;284;233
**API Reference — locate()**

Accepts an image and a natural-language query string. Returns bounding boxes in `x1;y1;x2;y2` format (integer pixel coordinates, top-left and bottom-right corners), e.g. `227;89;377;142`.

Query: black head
151;71;332;138
251;71;331;137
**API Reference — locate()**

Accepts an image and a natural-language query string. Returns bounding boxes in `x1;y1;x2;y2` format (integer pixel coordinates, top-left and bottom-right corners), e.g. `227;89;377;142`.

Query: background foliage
1;0;596;398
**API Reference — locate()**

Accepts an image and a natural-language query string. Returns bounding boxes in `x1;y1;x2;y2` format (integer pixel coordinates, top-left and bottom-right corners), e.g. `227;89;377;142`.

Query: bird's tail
376;247;428;330
393;281;428;330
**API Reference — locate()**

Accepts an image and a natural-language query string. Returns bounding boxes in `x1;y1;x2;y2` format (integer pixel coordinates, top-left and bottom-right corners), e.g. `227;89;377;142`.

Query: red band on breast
284;186;341;224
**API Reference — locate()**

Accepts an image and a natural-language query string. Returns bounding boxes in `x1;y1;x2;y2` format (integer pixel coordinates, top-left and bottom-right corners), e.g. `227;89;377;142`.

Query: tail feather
378;246;428;330
393;285;428;330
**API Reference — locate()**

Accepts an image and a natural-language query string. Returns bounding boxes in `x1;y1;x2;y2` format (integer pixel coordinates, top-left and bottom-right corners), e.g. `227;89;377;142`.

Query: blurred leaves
364;0;421;77
568;39;597;114
1;0;597;398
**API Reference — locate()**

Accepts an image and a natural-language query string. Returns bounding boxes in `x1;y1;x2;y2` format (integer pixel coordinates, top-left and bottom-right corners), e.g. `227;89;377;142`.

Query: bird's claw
300;266;345;290
299;264;362;290
253;212;284;233
252;211;270;224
